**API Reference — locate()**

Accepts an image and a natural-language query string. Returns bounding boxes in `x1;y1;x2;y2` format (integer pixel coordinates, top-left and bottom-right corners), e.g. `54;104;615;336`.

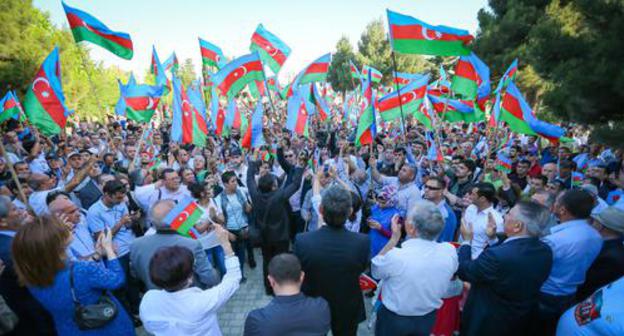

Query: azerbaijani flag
241;101;265;149
163;52;179;74
286;86;311;137
187;80;207;122
451;52;490;100
171;76;208;146
376;74;429;121
501;81;564;141
349;60;360;79
223;98;243;137
298;53;331;85
150;46;170;94
415;97;434;130
495;153;513;173
393;72;426;86
116;79;163;123
495;58;518;93
163;197;203;239
361;65;382;83
428;95;483;123
62;2;133;60
355;72;377;147
199;38;225;69
311;83;331;122
212;52;264;100
250;24;291;74
23;47;72;136
0;91;23;123
387;9;473;56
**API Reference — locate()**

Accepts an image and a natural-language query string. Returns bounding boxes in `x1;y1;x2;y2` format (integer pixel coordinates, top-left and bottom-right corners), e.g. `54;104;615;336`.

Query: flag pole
260;69;279;121
0;141;33;214
390;51;408;144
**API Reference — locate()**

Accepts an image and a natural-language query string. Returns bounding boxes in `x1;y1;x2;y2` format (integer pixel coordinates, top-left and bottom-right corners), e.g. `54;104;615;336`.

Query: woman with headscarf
367;185;401;257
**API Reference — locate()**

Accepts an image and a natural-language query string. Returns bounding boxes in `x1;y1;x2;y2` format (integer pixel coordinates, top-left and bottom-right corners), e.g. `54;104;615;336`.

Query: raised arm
64;156;97;192
246;160;259;200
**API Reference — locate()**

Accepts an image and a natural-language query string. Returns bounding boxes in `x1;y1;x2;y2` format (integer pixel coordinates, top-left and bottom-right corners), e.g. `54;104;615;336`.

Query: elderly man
541;162;558;182
294;185;369;336
372;200;458;336
48;197;98;261
0;196;55;335
134;168;191;215
458;201;553;336
130;199;218;290
576;206;624;301
534;189;603;335
370;155;421;216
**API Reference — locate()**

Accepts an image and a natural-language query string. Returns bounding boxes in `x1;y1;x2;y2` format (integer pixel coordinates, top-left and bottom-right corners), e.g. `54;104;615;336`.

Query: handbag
69;264;118;330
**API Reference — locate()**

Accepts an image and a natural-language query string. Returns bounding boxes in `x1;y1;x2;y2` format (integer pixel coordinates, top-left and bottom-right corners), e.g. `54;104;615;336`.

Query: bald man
542;163;558;182
48;198;99;261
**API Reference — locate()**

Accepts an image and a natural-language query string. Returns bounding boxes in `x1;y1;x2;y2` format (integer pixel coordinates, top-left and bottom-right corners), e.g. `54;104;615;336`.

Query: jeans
206;246;226;276
375;305;437;336
229;230;246;277
114;254;141;315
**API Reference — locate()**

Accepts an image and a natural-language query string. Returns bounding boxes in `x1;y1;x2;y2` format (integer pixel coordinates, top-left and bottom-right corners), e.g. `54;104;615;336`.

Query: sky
34;0;488;83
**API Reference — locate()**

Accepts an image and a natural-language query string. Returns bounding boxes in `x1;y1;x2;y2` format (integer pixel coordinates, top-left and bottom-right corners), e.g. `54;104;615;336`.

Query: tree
356;19;433;85
527;0;624;146
328;36;357;93
178;58;197;87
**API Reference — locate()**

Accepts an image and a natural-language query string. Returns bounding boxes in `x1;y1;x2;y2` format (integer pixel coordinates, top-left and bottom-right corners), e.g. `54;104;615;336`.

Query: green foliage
0;0;128;122
328;36;356;93
178;58;197;87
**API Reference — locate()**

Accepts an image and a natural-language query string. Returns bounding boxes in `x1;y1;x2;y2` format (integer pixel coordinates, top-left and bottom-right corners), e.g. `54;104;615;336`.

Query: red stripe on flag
454;59;478;81
378;86;426;111
170;202;198;230
390;24;473;44
251;32;287;66
304;62;329;75
31;69;66;128
218;60;264;96
501;93;524;120
200;46;220;63
66;13;132;50
295;102;308;135
4;99;17;110
125;96;159;110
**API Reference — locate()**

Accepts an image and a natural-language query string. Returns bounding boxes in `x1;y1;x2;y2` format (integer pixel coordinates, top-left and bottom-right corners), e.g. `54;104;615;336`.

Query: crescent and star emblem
421;26;442;40
32;77;51;98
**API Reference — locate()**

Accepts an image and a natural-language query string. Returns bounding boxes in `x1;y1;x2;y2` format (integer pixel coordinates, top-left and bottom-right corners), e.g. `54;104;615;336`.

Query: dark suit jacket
243;293;330;336
294;226;369;336
457;237;553;336
576;237;624;301
0;233;56;335
247;161;303;243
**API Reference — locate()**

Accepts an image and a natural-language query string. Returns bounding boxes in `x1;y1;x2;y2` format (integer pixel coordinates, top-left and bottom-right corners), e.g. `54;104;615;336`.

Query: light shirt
67;214;97;261
139;256;241;336
29;187;62;216
372;238;458;316
591;198;609;216
380;176;422;216
214;189;249;231
463;204;504;259
86;199;135;257
12;198;27;210
541;219;603;296
134;183;191;213
556;276;624;336
29;153;50;174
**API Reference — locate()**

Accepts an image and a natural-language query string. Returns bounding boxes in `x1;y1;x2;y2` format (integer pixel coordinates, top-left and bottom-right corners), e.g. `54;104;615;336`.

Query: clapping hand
486;213;497;239
460;217;474;242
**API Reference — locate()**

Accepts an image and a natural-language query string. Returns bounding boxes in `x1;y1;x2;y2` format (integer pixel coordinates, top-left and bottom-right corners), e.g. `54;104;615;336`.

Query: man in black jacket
294;185;370;336
243;253;330;336
247;158;303;295
457;201;553;336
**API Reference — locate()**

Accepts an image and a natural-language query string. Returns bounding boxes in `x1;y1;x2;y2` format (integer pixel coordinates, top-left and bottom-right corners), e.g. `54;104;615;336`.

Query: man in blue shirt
534;189;603;335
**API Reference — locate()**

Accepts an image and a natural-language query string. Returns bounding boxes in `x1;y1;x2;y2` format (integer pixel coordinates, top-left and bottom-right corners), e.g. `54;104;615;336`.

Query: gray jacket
129;231;219;290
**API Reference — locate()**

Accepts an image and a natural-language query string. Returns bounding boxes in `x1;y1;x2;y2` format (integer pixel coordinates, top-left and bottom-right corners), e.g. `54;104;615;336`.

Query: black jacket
247;160;303;243
294;226;369;336
243;293;330;336
457;237;553;336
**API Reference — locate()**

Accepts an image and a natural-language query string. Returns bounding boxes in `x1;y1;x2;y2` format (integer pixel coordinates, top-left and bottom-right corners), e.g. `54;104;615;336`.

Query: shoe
132;314;143;327
248;258;257;269
240;277;247;284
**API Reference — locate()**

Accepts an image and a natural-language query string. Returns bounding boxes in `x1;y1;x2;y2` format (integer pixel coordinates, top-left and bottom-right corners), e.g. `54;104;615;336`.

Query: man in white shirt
134;168;191;216
462;182;504;259
370;156;422;216
372;200;459;336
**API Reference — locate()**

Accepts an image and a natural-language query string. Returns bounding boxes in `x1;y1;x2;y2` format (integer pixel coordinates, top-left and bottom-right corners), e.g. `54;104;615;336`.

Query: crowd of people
0;113;623;336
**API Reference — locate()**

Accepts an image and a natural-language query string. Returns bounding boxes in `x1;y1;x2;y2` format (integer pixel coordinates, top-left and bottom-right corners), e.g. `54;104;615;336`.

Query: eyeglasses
424;185;442;191
285;154;294;158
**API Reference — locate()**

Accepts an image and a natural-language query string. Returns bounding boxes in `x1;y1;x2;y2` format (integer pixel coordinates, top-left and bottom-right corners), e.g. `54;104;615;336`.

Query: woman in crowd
12;215;135;335
367;185;401;258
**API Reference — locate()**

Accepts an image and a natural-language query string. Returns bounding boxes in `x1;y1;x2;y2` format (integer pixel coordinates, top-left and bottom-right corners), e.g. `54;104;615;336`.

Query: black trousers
114;254;141;315
289;210;304;243
531;292;576;336
261;240;290;295
375;305;437;336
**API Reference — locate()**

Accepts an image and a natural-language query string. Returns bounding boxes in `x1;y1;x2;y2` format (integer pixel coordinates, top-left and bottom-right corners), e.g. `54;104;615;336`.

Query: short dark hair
532;175;548;186
558;189;594;219
321;185;352;227
393;147;407;156
268;253;302;284
160;168;176;180
258;174;277;193
103;179;126;195
461;159;477;174
188;181;207;199
149;246;194;292
427;176;447;189
474;182;497;203
559;160;575;170
518;159;531;167
45;190;71;205
221;171;237;184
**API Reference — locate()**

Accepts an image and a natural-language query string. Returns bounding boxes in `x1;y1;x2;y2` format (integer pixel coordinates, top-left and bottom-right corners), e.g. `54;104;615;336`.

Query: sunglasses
424;185;443;191
285;154;294;158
